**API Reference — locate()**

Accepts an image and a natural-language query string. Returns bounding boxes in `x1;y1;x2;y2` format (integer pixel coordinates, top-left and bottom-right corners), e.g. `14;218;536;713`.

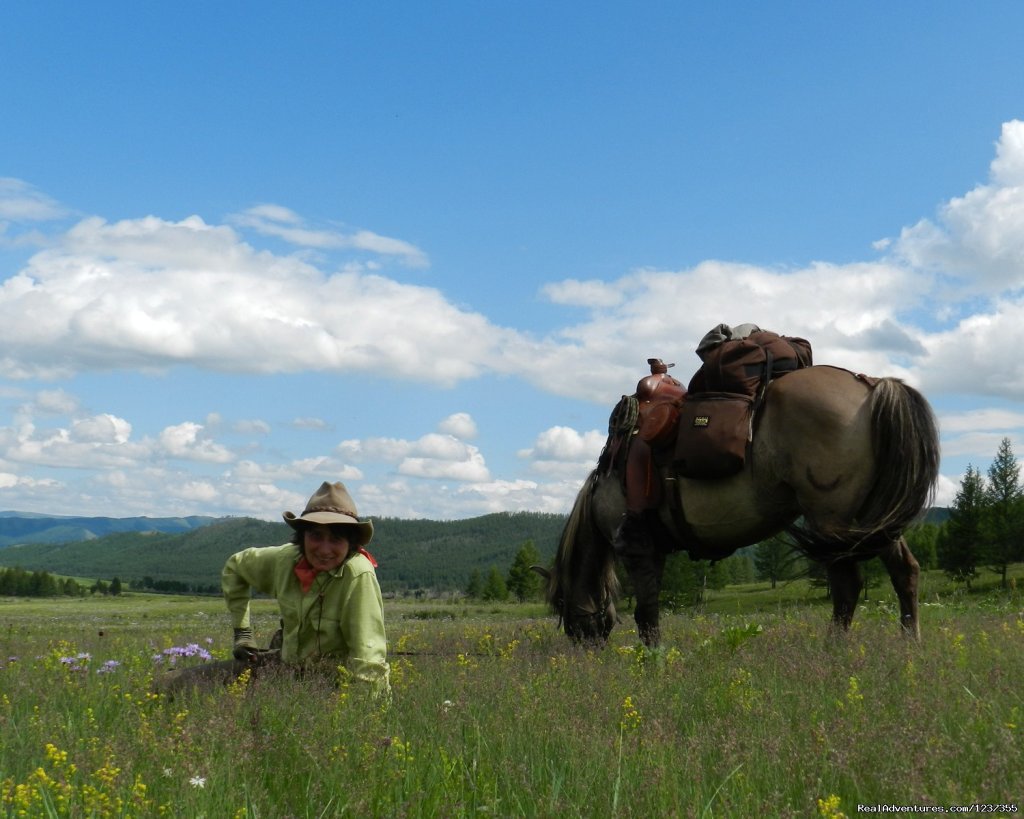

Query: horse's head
538;471;621;646
533;563;617;645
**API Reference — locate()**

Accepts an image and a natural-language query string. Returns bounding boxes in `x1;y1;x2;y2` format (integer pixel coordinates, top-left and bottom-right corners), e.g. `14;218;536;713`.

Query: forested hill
0;512;567;593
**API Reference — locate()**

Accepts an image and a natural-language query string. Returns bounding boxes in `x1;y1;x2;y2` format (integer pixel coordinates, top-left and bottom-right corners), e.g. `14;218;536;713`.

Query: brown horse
540;366;940;646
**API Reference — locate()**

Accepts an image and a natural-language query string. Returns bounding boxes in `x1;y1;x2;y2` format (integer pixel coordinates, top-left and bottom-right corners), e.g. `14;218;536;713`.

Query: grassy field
1;572;1021;817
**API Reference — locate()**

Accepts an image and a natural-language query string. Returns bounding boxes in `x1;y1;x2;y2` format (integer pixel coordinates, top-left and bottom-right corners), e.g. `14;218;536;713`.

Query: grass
0;575;1022;817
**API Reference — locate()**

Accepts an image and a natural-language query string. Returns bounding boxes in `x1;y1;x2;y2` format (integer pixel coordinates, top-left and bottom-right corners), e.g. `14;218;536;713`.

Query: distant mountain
0;512;220;547
0;512;568;593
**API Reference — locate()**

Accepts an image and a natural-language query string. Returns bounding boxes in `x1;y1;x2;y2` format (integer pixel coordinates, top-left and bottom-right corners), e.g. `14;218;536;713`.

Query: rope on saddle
598;395;640;475
608;395;639;434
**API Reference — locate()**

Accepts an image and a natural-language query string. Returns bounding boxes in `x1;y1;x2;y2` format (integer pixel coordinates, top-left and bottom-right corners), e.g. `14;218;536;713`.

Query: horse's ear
530;565;551;580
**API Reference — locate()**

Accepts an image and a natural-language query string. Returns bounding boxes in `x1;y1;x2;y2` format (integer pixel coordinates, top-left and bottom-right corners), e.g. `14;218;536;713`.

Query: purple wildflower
97;660;121;674
60;654;90;673
153;643;213;665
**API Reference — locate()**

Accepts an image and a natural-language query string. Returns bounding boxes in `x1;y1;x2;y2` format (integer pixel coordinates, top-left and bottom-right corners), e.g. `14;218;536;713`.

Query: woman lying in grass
158;481;391;701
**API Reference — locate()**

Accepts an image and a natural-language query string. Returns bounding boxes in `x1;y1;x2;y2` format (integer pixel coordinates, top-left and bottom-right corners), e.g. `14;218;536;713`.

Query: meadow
0;575;1021;818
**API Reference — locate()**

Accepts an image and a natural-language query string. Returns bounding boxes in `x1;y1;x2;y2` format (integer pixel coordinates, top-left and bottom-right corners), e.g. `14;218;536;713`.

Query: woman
156;481;390;700
222;481;391;699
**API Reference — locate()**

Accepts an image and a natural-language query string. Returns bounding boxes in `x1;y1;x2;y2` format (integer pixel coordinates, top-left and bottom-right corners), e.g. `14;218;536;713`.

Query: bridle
559;589;614;638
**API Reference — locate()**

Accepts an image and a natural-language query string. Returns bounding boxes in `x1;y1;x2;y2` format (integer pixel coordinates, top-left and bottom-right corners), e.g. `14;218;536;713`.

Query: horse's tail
545;469;620;616
858;377;940;539
790;376;940;558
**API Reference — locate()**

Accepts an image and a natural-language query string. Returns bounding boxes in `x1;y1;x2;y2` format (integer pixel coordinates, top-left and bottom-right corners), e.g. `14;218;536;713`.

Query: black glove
232;627;259;661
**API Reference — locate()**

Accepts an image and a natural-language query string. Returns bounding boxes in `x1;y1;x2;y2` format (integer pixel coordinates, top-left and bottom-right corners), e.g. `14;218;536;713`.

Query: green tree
30;570;58;597
660;554;711;609
937;464;984;589
719;554;755;585
860;557;887;600
481;566;507;602
904;521;939;570
506;540;543;602
110;577;123;596
465;568;483;599
982;438;1024;588
753;534;799;589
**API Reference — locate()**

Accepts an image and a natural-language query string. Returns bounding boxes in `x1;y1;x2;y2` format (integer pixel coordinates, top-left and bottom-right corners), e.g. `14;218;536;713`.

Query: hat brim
283;511;374;547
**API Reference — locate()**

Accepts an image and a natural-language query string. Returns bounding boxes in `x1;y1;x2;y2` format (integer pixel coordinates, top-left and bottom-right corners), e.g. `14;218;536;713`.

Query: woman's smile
303;525;350;571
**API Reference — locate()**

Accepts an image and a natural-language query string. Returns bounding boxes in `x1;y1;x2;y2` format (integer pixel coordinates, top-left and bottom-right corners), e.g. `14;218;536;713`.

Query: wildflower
728;667;758;712
162;768;173;778
620;695;642;732
59;652;91;672
45;744;69;767
189;776;206;789
97;660;121;674
387;737;414;765
442;699;454;713
227;668;252;698
154;644;213;664
845;676;864;707
817;793;847;818
499;638;520;660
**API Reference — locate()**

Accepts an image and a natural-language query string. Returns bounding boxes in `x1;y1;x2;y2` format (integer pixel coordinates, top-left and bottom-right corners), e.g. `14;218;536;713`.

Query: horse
538;365;941;646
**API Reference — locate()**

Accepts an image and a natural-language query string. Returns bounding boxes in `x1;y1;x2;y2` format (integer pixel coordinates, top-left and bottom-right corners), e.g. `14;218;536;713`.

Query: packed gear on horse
604;324;813;566
675;323;811;479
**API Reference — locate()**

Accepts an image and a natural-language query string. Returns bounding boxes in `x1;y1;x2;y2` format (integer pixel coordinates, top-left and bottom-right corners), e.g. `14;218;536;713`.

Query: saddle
602;359;686;514
604;326;812;514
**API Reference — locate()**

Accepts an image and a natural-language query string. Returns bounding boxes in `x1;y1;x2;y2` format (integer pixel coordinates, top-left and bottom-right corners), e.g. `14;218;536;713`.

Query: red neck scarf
294;549;378;593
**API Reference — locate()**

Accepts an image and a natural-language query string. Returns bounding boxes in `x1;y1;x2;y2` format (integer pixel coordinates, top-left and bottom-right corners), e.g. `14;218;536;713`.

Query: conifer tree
482;566;508;601
753;534;798;589
982;438;1024;588
506;539;543;602
904;521;939;570
937;464;984;589
465;568;483;599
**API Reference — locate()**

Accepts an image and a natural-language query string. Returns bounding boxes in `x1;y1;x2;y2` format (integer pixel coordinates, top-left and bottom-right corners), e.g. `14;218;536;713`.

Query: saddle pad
673;393;753;479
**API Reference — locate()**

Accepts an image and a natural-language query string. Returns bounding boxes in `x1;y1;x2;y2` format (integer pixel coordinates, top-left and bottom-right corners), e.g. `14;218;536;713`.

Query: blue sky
2;2;1024;521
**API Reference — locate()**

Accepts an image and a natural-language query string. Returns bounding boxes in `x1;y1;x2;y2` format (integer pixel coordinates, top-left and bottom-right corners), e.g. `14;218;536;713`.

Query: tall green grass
1;588;1021;817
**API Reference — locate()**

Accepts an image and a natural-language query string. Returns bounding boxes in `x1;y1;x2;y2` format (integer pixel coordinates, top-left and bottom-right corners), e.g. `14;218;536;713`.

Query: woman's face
303;524;351;571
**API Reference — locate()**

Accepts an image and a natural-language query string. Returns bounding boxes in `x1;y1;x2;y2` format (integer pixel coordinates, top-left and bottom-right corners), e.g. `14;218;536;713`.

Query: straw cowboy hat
283;481;374;547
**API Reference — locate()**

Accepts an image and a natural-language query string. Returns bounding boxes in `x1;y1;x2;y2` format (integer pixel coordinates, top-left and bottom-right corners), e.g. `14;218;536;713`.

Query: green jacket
222;543;390;696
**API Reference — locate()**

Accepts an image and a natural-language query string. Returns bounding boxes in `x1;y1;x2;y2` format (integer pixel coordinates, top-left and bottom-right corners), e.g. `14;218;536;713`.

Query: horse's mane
547;469;620;616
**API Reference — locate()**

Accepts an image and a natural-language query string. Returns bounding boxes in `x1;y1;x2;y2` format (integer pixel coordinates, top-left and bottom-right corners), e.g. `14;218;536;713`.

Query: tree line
0;567;125;597
463;539;761;605
936;436;1024;590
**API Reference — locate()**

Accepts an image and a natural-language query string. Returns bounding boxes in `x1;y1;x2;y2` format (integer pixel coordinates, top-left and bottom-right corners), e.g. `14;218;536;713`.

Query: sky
2;2;1024;522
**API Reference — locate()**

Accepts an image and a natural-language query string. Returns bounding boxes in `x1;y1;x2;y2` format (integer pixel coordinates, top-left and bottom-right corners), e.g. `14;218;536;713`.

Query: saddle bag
673;392;754;479
689;329;812;396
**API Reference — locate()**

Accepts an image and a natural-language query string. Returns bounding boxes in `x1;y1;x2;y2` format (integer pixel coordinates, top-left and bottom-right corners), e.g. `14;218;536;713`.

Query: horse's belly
671;475;795;550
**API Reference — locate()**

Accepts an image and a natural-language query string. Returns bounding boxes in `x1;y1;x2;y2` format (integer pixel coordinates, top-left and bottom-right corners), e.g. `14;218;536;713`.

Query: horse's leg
617;546;666;646
878;536;921;640
826;558;863;633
